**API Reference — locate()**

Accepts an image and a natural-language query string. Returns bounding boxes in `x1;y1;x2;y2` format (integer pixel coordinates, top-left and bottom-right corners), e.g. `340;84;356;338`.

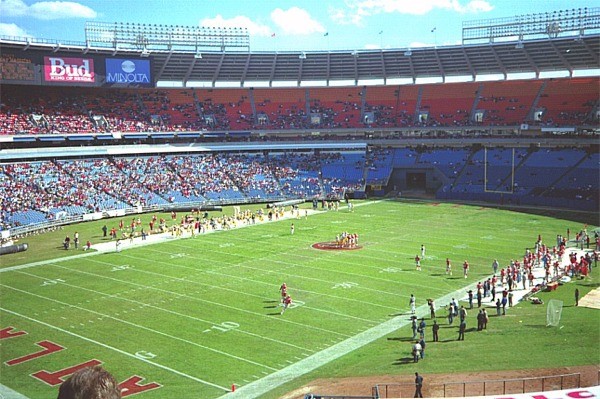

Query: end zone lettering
105;59;151;85
44;57;95;83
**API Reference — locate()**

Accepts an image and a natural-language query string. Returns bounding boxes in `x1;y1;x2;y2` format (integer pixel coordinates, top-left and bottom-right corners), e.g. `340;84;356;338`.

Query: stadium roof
1;34;599;86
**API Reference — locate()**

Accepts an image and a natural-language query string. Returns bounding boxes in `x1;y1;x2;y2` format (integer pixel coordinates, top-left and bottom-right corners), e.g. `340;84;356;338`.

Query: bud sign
44;57;95;83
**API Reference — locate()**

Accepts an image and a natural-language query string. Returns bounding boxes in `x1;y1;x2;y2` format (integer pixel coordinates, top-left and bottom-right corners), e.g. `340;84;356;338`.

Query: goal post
484;147;515;194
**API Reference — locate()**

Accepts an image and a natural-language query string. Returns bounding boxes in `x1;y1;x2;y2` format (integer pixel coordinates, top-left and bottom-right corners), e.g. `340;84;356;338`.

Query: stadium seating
476;80;543;126
535;78;598;126
419;82;478;127
2;78;595;135
1;144;598;230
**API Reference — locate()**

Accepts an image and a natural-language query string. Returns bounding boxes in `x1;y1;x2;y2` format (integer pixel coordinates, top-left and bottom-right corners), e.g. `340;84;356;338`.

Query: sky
0;0;594;52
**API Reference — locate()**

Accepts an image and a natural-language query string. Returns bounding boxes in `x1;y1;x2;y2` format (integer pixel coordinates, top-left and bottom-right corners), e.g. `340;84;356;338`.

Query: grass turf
0;200;598;398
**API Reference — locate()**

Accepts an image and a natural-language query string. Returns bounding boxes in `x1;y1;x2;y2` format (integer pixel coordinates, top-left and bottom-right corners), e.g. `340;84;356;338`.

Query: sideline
0;383;30;399
220;281;484;398
1;201;383;274
220;246;594;398
0;204;337;274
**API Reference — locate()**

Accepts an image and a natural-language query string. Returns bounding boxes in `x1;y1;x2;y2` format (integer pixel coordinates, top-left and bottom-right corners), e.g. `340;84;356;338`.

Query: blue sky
0;0;593;51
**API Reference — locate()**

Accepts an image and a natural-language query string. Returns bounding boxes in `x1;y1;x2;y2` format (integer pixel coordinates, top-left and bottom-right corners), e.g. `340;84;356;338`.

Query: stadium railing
372;372;581;398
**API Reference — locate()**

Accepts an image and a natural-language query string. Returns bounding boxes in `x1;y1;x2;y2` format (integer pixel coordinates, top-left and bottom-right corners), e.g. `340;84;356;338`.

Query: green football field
1;200;598;399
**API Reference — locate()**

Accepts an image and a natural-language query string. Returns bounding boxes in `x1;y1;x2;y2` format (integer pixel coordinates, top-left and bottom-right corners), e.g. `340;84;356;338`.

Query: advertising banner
43;56;95;83
0;53;37;83
105;58;152;85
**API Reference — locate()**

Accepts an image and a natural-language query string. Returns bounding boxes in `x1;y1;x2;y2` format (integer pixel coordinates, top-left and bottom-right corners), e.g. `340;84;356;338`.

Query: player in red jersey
446;258;452;275
279;283;287;304
281;295;293;315
463;260;469;278
415;255;421;271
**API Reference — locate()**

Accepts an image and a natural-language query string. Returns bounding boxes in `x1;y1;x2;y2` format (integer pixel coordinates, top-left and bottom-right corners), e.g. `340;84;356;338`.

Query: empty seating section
1;78;597;135
515;148;587;193
481;147;526;192
365;148;394;184
435;147;598;211
477;80;543;125
391;148;418;167
536;78;598;126
448;149;486;193
321;151;365;182
417;148;470;178
546;152;599;202
419;82;478;127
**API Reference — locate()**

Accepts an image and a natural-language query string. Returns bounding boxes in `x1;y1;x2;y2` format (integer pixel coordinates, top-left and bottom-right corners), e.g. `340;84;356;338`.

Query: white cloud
201;14;272;37
29;1;97;19
271;7;326;35
0;0;29;16
0;22;30;37
330;0;493;25
329;5;364;26
0;0;96;19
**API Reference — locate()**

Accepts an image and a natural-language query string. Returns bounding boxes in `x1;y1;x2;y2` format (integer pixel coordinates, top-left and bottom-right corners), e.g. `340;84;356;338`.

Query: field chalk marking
0;383;31;399
0;307;230;392
219;280;484;398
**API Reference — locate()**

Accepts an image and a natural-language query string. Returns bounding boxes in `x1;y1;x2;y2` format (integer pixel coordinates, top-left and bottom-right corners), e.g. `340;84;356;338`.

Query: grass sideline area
0;200;598;399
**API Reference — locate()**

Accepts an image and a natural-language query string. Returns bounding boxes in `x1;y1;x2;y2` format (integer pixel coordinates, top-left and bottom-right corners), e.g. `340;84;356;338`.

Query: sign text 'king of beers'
44;57;95;83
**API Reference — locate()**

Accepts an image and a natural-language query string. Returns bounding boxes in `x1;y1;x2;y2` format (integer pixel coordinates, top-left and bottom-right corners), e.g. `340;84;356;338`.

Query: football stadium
0;3;599;399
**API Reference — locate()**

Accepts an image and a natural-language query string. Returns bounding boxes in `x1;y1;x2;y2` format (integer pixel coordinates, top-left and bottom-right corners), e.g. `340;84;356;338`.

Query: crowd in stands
1;146;597;231
0;152;365;230
1;78;597;135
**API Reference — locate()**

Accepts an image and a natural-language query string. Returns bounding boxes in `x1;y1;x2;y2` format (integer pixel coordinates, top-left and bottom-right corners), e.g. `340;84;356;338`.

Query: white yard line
0;251;100;273
16;270;313;353
219;281;483;398
0;306;230;392
4;199;588;399
135;249;398;310
219;246;593;398
48;260;352;338
148;241;409;299
1;284;278;372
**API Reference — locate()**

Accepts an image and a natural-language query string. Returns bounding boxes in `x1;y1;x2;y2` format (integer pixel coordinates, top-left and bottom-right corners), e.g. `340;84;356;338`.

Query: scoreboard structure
0;49;153;87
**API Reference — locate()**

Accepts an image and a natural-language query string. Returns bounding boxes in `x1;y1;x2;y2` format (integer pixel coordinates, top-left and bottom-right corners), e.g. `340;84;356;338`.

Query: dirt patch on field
281;365;599;398
312;242;363;251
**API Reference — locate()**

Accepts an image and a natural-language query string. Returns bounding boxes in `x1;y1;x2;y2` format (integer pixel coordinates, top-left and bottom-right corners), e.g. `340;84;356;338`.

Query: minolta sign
105;59;151;85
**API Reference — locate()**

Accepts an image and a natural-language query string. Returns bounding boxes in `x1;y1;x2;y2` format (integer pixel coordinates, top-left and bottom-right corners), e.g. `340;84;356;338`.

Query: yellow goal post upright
483;146;516;194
